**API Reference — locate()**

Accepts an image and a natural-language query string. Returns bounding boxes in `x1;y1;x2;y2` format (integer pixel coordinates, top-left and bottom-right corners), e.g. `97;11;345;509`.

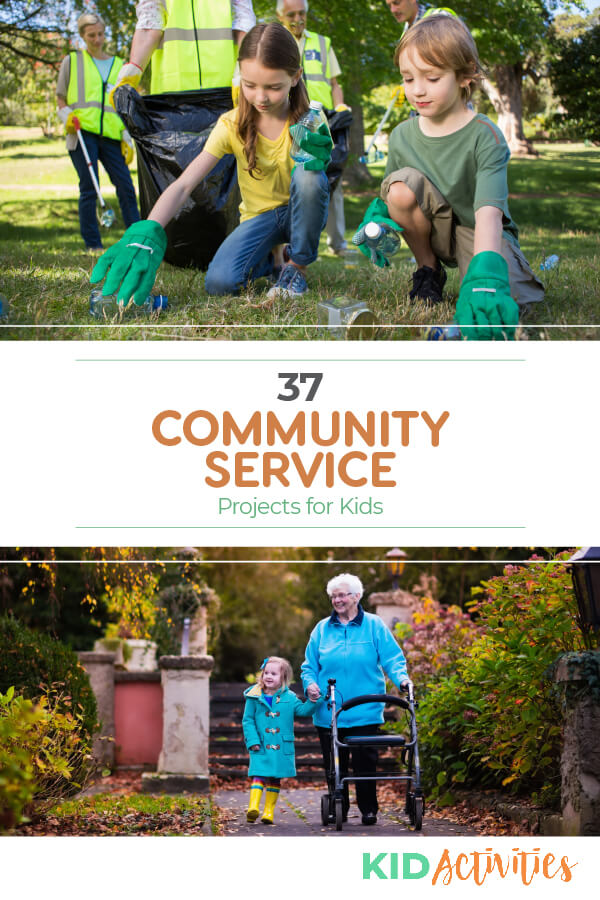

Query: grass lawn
15;791;216;836
1;127;599;340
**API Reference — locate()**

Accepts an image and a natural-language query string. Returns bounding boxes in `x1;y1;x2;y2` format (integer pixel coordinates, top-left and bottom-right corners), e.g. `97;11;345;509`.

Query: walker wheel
414;797;424;831
321;793;333;826
335;798;344;831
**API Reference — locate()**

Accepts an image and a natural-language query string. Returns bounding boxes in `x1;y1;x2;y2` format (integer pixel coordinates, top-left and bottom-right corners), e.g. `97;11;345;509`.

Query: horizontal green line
76;525;525;530
75;358;525;363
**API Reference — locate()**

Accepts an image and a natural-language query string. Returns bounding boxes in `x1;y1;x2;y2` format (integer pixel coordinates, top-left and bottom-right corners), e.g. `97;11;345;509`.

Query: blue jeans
69;130;140;249
204;166;329;296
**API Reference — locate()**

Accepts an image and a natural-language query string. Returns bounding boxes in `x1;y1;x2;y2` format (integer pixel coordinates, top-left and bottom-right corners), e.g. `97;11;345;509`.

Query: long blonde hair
237;23;309;179
396;16;484;103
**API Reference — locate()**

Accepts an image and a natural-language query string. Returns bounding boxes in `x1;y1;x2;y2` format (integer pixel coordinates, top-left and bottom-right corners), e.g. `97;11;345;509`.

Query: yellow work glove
57;106;77;134
334;103;352;112
109;62;143;109
121;129;134;166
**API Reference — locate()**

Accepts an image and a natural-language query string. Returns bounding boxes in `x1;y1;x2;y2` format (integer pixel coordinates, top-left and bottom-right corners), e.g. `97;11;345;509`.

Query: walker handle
338;693;410;713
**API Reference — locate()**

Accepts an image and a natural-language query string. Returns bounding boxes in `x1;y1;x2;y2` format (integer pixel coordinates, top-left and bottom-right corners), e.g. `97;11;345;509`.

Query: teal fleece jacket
300;607;408;728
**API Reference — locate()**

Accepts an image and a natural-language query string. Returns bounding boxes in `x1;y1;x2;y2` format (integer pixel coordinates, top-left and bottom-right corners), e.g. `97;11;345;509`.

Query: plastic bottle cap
309;101;323;110
364;221;382;239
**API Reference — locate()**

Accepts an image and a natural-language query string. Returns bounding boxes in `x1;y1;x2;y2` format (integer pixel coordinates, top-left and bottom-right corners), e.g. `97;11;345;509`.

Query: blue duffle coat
242;684;321;778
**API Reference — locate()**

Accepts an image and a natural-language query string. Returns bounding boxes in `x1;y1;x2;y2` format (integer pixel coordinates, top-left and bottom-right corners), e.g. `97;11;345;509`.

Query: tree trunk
344;78;371;187
482;63;538;157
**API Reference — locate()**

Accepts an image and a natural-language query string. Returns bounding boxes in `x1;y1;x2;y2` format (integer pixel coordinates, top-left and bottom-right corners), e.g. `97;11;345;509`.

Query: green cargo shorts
381;167;545;306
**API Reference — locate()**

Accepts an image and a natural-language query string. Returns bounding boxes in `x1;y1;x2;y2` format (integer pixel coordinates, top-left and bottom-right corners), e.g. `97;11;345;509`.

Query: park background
0;1;599;336
1;546;599;837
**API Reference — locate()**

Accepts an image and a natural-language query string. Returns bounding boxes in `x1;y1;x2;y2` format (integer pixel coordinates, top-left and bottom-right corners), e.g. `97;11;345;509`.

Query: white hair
276;0;309;13
326;573;364;599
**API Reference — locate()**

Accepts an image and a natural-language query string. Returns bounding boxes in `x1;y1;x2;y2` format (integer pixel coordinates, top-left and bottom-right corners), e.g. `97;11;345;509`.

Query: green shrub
0;684;93;831
416;554;587;808
0;616;97;740
0;687;40;830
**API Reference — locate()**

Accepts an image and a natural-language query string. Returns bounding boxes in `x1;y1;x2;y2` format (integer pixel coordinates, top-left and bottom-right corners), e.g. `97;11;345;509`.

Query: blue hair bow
260;657;269;670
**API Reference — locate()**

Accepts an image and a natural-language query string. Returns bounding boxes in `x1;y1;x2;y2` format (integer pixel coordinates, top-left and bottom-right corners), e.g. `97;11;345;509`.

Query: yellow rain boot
261;786;280;824
247;782;264;822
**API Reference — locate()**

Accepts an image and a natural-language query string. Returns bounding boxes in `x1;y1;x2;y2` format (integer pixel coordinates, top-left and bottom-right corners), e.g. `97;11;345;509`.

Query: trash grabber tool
72;116;115;227
359;87;404;164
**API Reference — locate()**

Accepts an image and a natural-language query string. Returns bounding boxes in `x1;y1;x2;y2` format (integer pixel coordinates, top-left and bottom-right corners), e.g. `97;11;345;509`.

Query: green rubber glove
353;197;403;268
454;251;519;340
290;122;333;172
90;220;168;306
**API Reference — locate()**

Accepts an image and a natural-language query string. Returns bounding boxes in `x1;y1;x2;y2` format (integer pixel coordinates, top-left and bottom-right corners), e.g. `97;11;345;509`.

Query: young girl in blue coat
242;656;321;824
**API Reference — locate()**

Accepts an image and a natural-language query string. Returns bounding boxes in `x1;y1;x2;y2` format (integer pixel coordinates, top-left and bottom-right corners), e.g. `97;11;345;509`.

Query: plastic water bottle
359;147;385;165
0;295;8;322
100;208;116;228
424;324;462;340
89;290;168;318
352;221;400;264
540;254;559;270
290;101;331;164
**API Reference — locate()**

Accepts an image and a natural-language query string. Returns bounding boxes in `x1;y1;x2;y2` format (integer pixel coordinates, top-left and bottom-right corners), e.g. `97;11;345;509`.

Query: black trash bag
323;107;353;193
114;85;240;270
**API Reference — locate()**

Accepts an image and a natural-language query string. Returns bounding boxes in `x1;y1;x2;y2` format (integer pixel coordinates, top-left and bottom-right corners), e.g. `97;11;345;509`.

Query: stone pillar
188;605;208;655
142;654;214;794
78;651;116;767
554;652;600;836
368;589;421;631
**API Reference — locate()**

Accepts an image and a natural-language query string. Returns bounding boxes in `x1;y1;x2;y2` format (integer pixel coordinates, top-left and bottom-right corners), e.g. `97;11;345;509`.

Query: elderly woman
56;13;140;252
301;573;410;826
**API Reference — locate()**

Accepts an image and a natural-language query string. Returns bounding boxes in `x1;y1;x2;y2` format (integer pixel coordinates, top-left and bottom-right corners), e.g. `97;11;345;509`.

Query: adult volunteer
112;0;256;95
301;574;411;825
56;12;140;253
277;0;349;256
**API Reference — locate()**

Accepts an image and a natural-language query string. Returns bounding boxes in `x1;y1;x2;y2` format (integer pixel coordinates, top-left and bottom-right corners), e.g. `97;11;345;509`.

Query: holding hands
306;683;321;701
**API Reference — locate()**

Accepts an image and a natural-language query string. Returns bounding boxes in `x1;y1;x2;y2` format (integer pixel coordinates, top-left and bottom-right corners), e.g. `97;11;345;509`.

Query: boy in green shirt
356;15;543;339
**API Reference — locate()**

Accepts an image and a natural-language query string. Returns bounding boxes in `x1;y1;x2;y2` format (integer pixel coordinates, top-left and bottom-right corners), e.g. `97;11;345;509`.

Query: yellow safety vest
302;30;333;108
150;0;236;94
402;6;458;36
66;51;124;140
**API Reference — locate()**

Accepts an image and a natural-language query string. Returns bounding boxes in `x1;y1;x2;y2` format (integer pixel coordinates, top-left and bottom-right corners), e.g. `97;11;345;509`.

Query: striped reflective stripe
76;51;86;105
305;73;328;83
160;26;232;45
318;34;327;77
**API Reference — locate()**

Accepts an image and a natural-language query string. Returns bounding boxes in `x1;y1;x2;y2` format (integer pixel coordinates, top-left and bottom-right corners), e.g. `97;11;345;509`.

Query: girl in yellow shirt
91;22;332;305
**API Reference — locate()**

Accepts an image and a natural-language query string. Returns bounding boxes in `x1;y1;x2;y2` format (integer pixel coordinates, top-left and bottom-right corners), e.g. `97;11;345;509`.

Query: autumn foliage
406;554;587;808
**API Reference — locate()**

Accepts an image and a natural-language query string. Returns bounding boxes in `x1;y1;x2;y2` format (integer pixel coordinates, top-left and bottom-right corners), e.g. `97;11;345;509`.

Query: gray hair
276;0;309;13
326;574;364;599
77;12;105;36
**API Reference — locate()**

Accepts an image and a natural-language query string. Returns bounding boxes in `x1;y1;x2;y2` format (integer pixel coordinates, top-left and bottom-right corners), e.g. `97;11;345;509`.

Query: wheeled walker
320;678;424;831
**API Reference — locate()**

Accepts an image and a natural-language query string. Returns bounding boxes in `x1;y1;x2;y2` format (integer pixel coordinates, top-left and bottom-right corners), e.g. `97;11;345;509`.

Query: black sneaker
409;263;447;305
362;811;377;826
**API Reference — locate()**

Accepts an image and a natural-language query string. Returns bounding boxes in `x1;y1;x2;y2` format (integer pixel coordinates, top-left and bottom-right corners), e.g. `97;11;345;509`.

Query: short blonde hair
395;16;484;103
77;12;105;37
258;656;293;688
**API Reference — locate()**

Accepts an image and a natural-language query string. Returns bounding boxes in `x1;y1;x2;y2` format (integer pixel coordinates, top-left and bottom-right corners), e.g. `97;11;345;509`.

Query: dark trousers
317;724;380;815
69;130;140;249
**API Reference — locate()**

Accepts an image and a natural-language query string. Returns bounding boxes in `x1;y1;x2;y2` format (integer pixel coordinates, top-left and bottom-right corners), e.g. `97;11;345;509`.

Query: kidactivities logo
362;849;577;886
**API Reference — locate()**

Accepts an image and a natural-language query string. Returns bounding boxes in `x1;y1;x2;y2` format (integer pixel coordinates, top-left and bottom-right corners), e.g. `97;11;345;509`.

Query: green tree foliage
415;553;587;808
548;18;600;143
0;615;98;741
